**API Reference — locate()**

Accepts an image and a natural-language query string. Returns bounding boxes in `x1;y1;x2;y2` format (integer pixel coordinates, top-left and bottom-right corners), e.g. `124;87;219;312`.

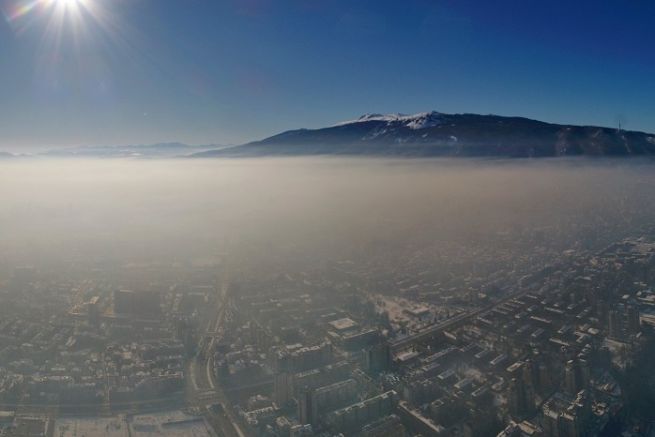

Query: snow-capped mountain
336;111;444;130
193;111;655;158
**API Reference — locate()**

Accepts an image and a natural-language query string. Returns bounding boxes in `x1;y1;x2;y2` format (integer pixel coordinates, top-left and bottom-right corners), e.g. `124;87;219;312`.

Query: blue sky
0;0;654;150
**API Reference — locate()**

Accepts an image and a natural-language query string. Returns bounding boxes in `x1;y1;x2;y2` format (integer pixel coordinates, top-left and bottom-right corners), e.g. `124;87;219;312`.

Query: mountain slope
193;111;655;158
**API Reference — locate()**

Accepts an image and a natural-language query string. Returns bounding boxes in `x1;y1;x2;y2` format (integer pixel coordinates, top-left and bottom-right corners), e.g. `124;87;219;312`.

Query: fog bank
1;157;654;274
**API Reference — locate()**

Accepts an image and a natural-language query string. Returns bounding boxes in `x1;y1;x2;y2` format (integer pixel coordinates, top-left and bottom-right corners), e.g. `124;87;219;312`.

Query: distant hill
42;142;222;158
192;111;655;158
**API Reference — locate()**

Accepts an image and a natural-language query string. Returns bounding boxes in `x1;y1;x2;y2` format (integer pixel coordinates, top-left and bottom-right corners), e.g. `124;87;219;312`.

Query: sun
3;0;116;42
3;0;125;75
57;0;78;6
3;0;129;87
56;0;80;9
51;0;93;17
5;0;93;23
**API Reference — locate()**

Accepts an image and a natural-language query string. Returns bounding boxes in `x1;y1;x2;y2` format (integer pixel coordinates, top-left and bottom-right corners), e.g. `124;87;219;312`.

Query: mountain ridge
193;111;655;158
41;142;222;158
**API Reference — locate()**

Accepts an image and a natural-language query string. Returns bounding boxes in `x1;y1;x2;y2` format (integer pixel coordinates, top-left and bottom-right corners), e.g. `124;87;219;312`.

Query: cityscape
2;182;655;436
2;0;655;436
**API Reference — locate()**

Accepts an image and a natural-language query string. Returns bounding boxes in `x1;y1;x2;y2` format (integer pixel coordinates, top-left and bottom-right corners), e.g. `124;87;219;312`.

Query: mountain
193;111;655;158
42;142;222;158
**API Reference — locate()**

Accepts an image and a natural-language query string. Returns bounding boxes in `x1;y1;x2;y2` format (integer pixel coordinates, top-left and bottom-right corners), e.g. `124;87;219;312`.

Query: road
187;275;248;437
389;264;556;351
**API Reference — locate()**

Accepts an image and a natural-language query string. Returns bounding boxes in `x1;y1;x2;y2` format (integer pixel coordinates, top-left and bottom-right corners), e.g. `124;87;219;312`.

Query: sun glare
3;0;121;49
2;0;128;88
5;0;85;22
57;0;80;9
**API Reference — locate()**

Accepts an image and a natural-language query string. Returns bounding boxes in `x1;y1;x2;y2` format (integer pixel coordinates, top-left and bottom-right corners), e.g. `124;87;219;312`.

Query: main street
187;274;248;437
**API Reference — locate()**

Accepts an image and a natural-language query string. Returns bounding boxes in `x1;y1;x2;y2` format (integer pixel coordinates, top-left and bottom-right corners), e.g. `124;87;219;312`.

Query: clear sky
0;0;654;150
